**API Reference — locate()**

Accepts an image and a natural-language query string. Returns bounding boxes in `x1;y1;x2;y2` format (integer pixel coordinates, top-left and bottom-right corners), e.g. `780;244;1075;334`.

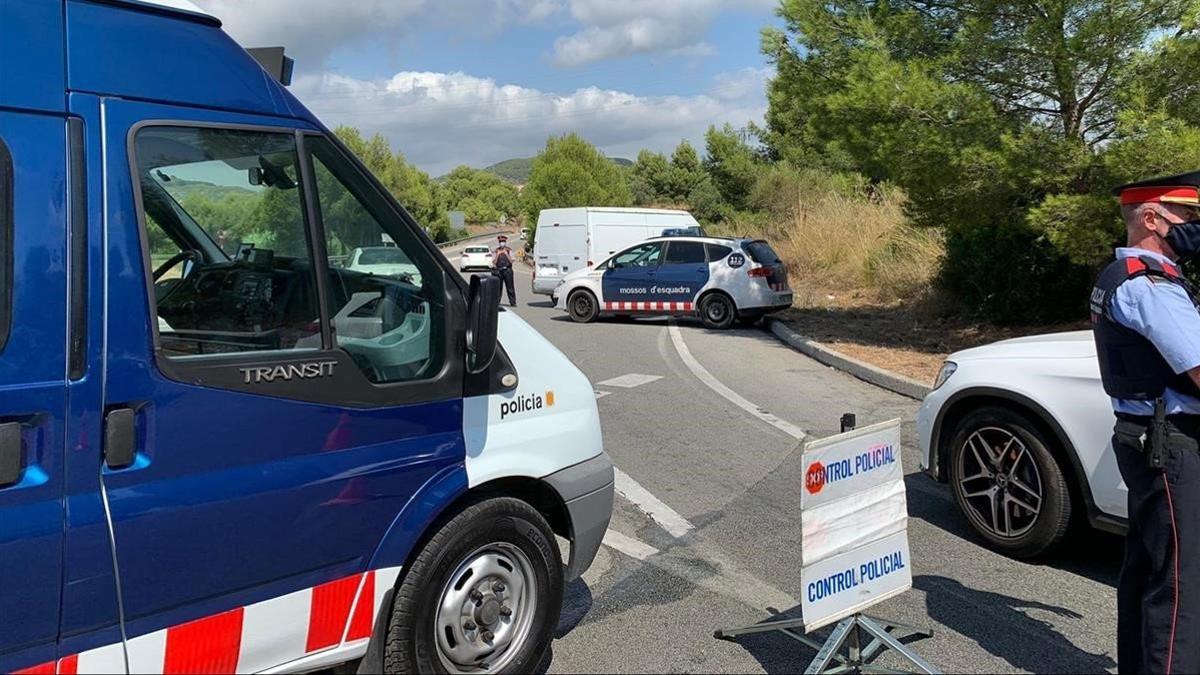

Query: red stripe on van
163;608;244;674
306;574;361;652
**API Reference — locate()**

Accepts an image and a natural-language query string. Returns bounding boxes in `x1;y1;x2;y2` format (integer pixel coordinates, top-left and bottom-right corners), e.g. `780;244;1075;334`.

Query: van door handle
0;422;21;487
104;408;137;470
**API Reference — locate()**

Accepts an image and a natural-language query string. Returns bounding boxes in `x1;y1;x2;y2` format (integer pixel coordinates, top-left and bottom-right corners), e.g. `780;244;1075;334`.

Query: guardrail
435;229;515;249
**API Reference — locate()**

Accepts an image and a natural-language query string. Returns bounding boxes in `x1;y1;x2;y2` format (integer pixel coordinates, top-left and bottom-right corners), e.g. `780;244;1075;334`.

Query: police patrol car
552;236;793;329
1;2;612;674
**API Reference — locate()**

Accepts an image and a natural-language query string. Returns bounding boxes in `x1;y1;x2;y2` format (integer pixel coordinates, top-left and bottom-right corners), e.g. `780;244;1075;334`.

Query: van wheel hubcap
956;427;1043;539
435;543;537;673
706;300;728;322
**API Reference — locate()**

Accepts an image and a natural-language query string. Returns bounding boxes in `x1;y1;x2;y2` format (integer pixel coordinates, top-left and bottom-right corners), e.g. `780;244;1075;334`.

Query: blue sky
195;0;781;175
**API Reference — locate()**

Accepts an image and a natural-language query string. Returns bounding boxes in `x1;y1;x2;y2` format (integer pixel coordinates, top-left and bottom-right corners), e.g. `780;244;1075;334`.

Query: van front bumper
532;276;560;296
544;452;614;580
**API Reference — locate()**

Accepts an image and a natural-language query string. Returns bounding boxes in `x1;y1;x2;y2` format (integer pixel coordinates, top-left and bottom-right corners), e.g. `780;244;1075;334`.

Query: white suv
917;331;1125;558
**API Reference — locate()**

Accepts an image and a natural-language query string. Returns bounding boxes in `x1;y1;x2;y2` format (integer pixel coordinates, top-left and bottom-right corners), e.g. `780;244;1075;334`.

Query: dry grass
715;170;944;304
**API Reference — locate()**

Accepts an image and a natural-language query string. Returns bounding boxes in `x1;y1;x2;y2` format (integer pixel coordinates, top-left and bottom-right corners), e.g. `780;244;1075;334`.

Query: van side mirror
466;275;502;374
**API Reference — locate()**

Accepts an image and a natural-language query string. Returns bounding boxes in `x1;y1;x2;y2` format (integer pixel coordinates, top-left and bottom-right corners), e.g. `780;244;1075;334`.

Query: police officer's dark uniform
1093;172;1200;674
494;236;517;307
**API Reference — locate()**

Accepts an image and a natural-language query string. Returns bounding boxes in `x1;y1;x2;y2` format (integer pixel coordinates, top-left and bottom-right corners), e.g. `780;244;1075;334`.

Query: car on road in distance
0;2;613;674
345;245;421;281
917;331;1125;558
459;244;494;272
531;206;703;296
553;235;793;329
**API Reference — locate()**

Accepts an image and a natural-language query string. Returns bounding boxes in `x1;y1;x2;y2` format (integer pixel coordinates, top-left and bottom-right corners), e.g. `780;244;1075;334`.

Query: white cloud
553;0;777;66
193;0;563;64
293;69;767;175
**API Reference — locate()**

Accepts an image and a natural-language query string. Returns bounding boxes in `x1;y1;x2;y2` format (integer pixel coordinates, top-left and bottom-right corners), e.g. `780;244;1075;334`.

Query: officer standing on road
1092;172;1200;674
494;234;517;307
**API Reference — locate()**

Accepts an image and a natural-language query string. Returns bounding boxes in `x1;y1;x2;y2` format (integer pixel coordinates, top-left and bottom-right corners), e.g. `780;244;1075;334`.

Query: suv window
663;241;706;265
134;127;321;356
744;240;781;264
705;243;732;262
309;136;443;384
611;242;662;268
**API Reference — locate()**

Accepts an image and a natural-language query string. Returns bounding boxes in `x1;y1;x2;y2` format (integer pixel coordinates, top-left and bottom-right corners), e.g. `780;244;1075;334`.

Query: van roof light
247;47;295;86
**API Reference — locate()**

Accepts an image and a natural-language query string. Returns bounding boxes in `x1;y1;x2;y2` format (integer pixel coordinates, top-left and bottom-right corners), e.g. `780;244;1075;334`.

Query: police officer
494;234;517;307
1092;171;1200;674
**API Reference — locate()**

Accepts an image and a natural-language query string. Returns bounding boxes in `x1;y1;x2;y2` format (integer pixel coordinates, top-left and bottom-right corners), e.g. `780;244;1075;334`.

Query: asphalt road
445;243;1123;674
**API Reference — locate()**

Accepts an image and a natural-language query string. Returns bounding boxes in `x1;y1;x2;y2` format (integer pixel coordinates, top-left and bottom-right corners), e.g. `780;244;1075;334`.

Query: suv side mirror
466;274;502;374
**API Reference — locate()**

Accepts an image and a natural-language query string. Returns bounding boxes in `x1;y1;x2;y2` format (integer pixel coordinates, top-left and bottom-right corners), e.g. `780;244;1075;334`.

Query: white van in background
531;207;703;296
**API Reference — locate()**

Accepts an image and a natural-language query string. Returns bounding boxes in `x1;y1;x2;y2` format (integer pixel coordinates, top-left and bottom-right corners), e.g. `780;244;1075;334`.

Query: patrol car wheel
947;407;1072;558
385;497;563;674
699;293;736;330
568;290;599;323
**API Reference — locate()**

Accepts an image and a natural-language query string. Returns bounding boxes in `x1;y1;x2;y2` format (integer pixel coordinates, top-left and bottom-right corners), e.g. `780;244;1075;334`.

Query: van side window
133;127;321;356
0;138;9;352
307;136;443;384
663;241;706;265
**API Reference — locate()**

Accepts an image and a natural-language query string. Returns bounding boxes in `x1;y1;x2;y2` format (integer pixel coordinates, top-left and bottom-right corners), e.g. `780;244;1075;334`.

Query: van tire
568;290;599;323
384;497;563;674
699;293;736;330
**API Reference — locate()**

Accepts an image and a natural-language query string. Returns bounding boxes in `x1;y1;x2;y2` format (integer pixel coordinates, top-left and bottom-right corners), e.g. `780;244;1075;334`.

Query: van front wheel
568;290;599;323
385;498;563;674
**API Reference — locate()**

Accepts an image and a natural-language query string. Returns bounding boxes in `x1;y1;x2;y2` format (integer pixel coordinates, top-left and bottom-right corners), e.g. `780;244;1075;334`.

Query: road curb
762;317;931;400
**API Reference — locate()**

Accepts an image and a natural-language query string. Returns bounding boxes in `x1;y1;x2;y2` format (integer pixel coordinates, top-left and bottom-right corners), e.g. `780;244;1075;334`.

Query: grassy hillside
482;156;632;184
157;176;257;201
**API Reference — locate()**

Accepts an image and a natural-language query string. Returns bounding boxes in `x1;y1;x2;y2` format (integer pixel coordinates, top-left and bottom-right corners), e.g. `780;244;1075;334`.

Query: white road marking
599;528;797;613
594;390;611;399
602;529;659;561
613;467;695;538
597;373;663;388
668;322;807;441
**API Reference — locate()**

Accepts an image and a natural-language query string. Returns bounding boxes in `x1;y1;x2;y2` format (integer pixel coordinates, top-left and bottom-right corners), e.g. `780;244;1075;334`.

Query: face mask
1161;215;1200;262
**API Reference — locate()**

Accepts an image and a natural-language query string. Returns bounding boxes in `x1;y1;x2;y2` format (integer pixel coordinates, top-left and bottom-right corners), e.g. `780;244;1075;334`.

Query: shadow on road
716;605;933;674
555;577;594;639
915;575;1117;673
904;473;1122;587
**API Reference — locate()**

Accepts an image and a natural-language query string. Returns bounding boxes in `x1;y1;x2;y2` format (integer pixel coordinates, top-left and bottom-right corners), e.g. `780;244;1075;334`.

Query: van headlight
932;361;957;391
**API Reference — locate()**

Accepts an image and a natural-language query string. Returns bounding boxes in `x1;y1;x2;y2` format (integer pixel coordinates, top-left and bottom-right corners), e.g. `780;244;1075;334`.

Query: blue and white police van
1;2;612;673
552;235;793;329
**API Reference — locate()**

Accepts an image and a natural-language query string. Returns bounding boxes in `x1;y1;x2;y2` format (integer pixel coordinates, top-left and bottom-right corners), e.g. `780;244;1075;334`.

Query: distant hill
155;176;257;201
481;156;632;184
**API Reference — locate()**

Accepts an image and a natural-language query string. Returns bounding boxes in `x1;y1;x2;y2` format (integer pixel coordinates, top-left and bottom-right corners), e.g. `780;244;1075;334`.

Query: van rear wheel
568;290;599;323
384;497;563;674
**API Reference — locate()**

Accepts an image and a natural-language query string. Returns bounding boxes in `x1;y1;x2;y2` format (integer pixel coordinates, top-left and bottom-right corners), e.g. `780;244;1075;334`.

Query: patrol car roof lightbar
247;47;294;86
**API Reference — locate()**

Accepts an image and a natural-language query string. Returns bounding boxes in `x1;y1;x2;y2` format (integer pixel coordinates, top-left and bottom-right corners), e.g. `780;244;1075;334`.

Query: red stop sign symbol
806;462;826;494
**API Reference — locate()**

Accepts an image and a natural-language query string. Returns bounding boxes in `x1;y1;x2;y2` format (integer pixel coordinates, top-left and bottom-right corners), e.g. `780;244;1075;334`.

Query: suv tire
947;406;1072;558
